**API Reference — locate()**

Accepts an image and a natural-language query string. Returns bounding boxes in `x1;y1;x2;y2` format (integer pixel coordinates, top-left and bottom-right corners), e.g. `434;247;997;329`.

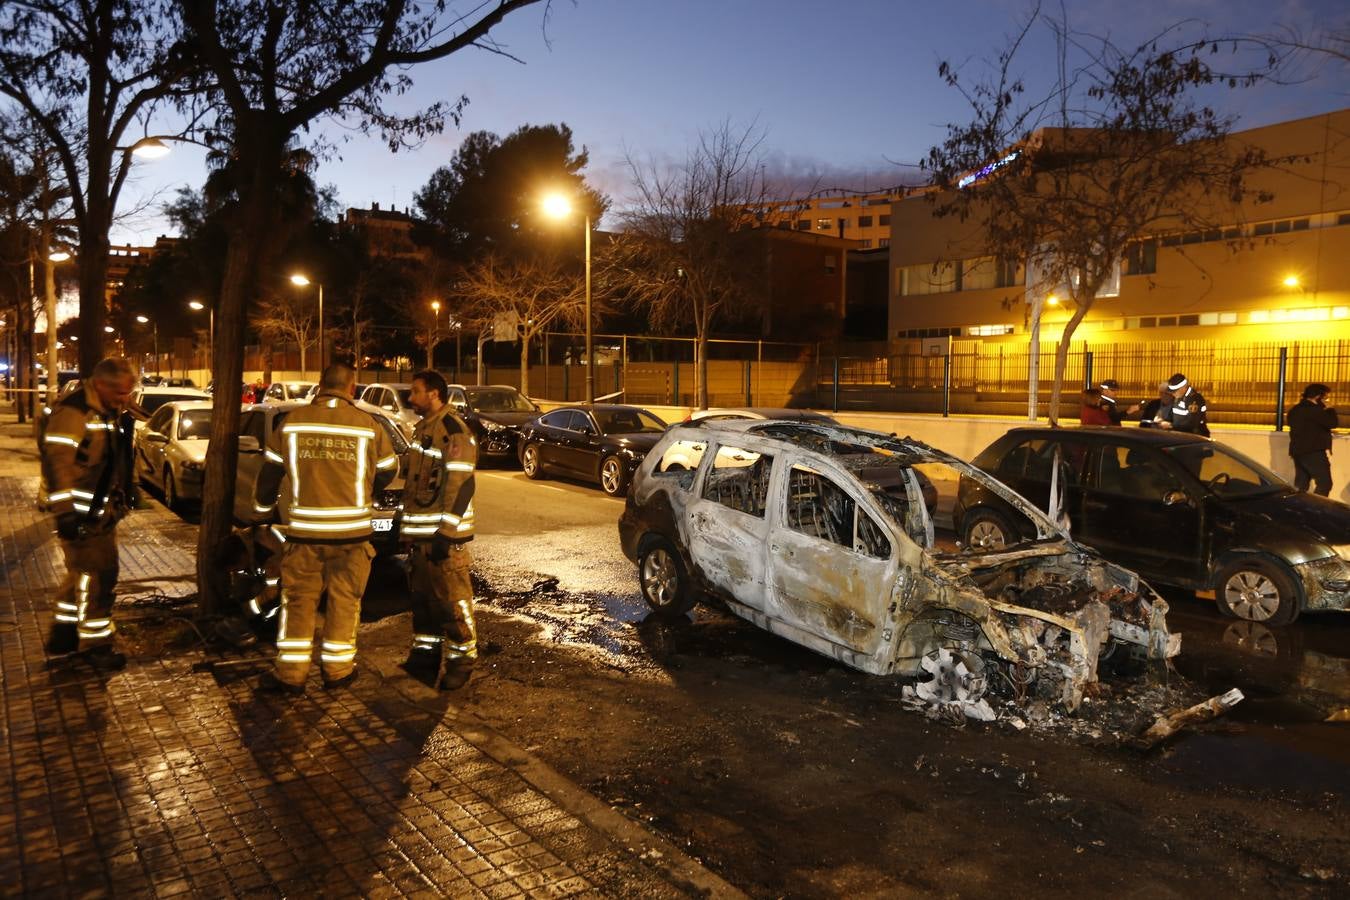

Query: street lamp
136;315;159;376
188;300;213;375
542;192;593;403
429;300;441;369
290;273;324;377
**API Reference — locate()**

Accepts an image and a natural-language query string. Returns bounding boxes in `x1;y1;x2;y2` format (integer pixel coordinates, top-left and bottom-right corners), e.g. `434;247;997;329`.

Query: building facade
755;191;902;250
887;109;1350;347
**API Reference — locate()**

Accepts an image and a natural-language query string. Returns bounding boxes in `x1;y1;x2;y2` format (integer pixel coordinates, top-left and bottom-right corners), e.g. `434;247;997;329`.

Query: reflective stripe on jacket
263;390;398;543
399;404;477;543
39;383;134;525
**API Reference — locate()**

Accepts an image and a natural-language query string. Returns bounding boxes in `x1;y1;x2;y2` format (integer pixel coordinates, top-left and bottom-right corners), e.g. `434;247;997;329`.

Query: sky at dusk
112;0;1349;244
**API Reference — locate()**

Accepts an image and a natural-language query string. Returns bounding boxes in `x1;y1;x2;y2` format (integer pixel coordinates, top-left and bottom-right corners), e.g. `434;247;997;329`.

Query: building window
879;238;890;248
967;324;1015;336
899;327;962;338
879;214;891;226
816;218;833;231
1124;239;1157;275
996;258;1024;287
960;256;997;291
824;255;837;275
900;261;957;296
860;240;872;249
797;219;810;231
858;215;873;228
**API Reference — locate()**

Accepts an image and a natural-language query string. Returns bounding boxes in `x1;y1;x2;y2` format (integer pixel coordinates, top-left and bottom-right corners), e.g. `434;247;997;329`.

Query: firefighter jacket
1162;387;1210;437
39;383;135;529
258;390;399;544
399;404;477;543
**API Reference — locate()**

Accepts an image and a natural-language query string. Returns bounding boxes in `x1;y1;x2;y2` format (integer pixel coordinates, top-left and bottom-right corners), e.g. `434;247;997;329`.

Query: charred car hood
1219;489;1350;548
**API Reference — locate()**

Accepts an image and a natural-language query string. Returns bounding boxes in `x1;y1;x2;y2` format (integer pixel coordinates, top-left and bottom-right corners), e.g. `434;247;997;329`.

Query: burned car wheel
521;443;544;480
599;455;627;497
1215;557;1300;625
638;538;695;616
961;508;1013;551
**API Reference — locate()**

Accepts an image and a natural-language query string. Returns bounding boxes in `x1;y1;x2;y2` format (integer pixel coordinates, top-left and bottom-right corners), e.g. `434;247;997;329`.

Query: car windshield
177;410;212;440
141;393;202;414
1162;442;1290;497
595;408;667;434
287;383;315;397
466;388;534;413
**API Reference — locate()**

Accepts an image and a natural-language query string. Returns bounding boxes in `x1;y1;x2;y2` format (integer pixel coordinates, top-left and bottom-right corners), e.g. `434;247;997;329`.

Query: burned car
619;420;1180;717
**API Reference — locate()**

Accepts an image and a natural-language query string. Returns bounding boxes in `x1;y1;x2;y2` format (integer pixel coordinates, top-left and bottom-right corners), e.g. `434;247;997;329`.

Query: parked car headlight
482;420;506;432
181;460;204;472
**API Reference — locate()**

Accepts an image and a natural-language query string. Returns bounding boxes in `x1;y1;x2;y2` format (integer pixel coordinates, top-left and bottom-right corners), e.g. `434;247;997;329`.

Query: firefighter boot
85;645;127;671
400;646;441;681
438;658;474;691
46;621;79;655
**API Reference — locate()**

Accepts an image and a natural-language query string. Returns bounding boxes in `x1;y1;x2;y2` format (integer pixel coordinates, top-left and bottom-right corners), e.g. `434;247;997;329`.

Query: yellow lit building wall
886;108;1350;346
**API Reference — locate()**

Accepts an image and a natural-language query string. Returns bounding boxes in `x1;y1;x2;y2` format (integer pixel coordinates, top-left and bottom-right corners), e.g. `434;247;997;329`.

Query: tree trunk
1047;294;1093;426
77;185;112;376
44;252;59;405
196;144;282;615
1027;293;1043;421
354;322;363;385
695;334;709;409
519;332;530;397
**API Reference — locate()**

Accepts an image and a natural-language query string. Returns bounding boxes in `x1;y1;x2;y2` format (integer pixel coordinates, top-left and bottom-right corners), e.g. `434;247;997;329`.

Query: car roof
137;385;210;396
692;407;833;420
163;400;214;412
1000;426;1211;448
551;403;655;414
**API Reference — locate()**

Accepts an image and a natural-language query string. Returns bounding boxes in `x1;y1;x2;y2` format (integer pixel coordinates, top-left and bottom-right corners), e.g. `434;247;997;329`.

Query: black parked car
518;404;668;496
447;384;540;463
956;426;1350;625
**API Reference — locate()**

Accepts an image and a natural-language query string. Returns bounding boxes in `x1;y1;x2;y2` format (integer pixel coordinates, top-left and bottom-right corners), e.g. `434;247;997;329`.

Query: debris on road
1133;688;1245;749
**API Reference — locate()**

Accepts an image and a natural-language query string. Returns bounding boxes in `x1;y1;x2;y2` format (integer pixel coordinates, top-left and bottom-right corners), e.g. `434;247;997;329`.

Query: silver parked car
134;400;214;511
359;382;420;438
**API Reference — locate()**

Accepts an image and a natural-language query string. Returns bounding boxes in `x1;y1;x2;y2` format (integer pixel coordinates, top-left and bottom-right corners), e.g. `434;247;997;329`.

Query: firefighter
255;363;399;694
1158;372;1210;436
399;369;479;690
41;357;138;669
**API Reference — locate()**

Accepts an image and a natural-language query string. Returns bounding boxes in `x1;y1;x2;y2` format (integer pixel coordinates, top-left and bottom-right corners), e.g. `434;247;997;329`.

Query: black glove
56;513;83;541
427;533;452;562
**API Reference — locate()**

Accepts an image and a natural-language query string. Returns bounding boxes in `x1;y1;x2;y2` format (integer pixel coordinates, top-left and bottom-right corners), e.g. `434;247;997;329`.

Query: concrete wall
591;402;1350;507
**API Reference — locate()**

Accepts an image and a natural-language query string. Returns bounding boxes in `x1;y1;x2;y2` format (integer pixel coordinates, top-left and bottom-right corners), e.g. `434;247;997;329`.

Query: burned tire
521;443;544;480
599;455;627;497
962;507;1014;551
638;537;695;617
1215;556;1300;626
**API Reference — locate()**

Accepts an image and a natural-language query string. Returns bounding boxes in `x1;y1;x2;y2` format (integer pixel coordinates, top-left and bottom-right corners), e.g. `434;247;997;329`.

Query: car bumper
1294;556;1350;613
478;430;521;458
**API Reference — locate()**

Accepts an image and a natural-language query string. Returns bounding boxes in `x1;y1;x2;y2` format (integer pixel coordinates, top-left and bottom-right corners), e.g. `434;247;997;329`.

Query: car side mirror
1162;489;1192;508
237;435;261;453
146;432;169;444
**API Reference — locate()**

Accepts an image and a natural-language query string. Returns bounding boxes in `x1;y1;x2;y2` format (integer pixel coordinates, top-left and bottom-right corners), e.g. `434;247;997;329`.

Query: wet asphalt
464;465;1350;797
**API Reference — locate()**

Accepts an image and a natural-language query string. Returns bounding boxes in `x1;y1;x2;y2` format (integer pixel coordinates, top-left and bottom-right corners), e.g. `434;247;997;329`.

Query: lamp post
188;300;213;377
136;315;159;375
430;300;441;369
542;193;593;403
290;273;324;377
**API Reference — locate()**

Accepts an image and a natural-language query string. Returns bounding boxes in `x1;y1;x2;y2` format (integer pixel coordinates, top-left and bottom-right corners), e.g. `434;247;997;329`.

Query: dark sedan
955;426;1350;625
518;404;669;496
448;384;540;463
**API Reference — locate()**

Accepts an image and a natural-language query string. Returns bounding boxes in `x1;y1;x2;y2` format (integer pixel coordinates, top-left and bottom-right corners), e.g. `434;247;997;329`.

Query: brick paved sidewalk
0;415;739;898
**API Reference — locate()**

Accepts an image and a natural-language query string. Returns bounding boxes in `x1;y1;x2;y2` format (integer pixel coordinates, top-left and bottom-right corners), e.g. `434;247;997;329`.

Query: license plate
371;518;393;532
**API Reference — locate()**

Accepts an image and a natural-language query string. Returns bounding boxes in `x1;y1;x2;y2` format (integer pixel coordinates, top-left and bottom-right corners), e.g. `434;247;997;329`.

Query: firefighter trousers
55;527;119;646
275;541;375;686
409;542;477;662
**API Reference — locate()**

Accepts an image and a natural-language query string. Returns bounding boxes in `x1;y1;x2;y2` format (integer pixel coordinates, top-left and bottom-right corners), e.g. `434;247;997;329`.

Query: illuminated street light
188;300;213;372
128;137;171;159
48;249;71;262
290;272;324;376
136;315;159;376
429;300;441;369
1047;294;1061;306
541;191;593;403
1282;275;1301;289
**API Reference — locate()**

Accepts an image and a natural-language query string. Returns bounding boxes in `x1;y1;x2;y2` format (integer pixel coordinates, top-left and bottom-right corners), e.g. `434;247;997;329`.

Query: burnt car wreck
619;420;1181;722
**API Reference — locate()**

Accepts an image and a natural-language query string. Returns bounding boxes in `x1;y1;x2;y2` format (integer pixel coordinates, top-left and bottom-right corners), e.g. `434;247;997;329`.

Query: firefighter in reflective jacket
1159;372;1210;437
40;358;138;669
399;370;478;690
255;364;398;693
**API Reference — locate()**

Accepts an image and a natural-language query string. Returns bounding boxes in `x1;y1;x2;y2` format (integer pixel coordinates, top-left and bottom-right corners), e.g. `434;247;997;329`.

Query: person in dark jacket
1159;373;1209;436
1287;383;1338;496
1138;382;1171;428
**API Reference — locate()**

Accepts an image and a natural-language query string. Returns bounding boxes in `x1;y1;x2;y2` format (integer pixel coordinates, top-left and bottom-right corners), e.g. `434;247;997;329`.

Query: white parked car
359;382;420;437
260;380;316;402
134;400;214;511
130;385;211;431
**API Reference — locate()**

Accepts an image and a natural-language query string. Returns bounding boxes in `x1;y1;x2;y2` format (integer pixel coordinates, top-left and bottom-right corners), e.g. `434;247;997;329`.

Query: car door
571;409;606;478
997;437;1089;531
531;411;574;472
686;443;776;611
1079;442;1203;584
766;459;898;658
139;406;174;486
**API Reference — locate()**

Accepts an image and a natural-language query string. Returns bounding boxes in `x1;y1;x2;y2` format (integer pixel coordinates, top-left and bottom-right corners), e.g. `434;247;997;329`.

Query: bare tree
0;1;204;373
253;291;318;378
608;121;771;408
452;254;587;397
924;10;1284;422
185;0;547;612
